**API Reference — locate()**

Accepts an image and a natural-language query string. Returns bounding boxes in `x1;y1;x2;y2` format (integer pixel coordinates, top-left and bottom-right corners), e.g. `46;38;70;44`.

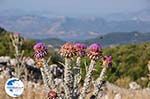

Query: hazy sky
0;0;149;16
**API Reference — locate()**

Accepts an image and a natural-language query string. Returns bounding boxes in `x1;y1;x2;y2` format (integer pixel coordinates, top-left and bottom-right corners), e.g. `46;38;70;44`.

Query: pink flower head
74;43;86;57
14;32;20;37
89;43;102;53
33;42;48;59
87;43;102;60
59;42;76;58
12;33;20;39
48;90;57;99
103;56;112;67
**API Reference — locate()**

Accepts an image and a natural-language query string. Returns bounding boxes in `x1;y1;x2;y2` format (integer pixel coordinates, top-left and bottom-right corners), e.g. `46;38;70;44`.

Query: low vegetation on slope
0;27;35;57
103;42;150;87
0;27;150;88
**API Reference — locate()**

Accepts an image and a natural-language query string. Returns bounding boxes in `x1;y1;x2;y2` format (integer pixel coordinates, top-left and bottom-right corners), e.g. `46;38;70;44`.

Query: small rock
25;57;35;66
10;58;18;66
129;82;141;90
114;93;122;99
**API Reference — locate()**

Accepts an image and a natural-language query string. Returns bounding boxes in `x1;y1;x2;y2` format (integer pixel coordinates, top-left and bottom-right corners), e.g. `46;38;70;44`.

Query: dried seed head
74;43;86;57
87;43;102;60
10;33;23;45
59;42;76;58
33;42;48;59
48;90;57;99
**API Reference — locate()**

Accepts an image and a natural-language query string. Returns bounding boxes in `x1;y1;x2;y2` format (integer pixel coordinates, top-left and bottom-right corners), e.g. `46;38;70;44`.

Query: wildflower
87;43;102;60
59;42;76;58
14;32;20;37
33;42;48;59
74;43;86;57
80;43;102;99
102;56;112;67
92;56;112;97
59;42;75;98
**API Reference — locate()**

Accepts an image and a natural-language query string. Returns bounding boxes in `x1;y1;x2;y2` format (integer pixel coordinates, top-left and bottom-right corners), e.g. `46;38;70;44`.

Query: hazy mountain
1;27;150;48
37;38;65;48
84;32;150;46
104;9;150;21
39;32;150;48
0;9;150;40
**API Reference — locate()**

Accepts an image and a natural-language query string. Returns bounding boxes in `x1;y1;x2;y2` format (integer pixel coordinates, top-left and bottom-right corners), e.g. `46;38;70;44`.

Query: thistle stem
93;66;107;98
40;59;55;89
64;58;74;99
40;67;49;88
11;34;21;78
44;61;55;89
73;57;81;97
79;60;96;99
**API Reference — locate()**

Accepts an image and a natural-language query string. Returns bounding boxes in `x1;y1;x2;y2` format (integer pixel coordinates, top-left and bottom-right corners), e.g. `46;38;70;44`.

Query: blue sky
0;0;149;16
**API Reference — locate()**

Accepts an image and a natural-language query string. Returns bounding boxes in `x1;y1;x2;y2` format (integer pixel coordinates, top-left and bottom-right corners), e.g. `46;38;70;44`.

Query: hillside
0;27;35;57
102;42;150;87
37;32;150;48
84;32;150;47
0;28;12;56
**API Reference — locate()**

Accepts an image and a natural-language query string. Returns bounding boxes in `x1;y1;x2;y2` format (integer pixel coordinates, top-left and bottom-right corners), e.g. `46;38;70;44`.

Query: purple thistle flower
33;42;47;51
14;32;20;36
103;56;112;67
33;42;48;59
74;43;86;57
88;43;102;53
59;42;76;58
87;43;102;60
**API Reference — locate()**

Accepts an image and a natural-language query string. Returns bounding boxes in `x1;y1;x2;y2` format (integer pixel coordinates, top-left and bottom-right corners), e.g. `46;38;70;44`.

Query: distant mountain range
37;38;65;48
39;32;150;48
0;9;150;40
0;27;150;48
104;9;150;21
83;32;150;47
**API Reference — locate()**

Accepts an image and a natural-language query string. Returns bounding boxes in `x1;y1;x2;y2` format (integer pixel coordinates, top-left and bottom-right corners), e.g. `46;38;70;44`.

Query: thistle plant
92;56;112;98
10;33;23;57
33;42;55;89
73;43;86;97
79;43;102;99
59;42;76;99
10;33;25;78
32;42;112;99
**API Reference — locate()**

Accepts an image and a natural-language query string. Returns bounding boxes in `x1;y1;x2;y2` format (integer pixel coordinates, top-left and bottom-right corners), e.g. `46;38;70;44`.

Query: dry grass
0;77;150;99
0;77;47;99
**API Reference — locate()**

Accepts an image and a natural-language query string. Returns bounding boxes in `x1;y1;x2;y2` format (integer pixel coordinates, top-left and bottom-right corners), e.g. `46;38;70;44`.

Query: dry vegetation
0;77;47;99
0;77;150;99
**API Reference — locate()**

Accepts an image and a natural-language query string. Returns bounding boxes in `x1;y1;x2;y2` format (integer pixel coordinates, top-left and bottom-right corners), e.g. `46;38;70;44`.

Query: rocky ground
0;56;150;99
0;77;150;99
